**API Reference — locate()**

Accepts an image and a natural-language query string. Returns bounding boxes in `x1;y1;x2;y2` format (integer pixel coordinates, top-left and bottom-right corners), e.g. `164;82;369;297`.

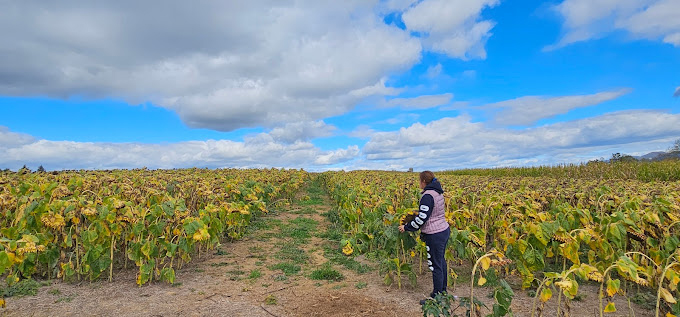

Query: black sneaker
419;297;432;305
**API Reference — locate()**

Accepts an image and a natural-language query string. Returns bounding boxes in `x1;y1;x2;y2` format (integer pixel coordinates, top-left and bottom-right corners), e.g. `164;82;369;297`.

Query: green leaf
607;223;626;248
398;231;416;250
494;280;514;309
522;248;545;271
137;260;155;286
160;267;175;284
568;279;579;298
664;235;680;253
0;251;11;275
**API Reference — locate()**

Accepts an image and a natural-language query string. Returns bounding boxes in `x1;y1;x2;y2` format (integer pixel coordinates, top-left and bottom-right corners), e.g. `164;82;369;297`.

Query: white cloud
0;126;35;148
349;78;403;98
268;121;336;144
314;146;360;165
380;0;420;12
483;88;631;126
621;0;680;45
549;0;680;49
401;0;500;59
0;1;423;132
380;93;454;110
359;110;680;170
674;86;680;97
0;1;504;133
348;125;377;139
665;33;680;46
0;126;358;171
424;64;443;79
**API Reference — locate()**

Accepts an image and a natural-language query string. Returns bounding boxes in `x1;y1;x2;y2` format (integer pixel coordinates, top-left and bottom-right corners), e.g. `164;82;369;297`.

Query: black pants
421;227;450;297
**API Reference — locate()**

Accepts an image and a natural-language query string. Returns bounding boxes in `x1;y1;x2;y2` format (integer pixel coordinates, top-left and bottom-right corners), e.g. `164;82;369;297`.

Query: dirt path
2;180;656;317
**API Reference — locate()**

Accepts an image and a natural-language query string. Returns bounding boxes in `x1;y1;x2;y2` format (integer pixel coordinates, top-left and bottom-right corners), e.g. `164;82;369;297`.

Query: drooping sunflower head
399;211;418;226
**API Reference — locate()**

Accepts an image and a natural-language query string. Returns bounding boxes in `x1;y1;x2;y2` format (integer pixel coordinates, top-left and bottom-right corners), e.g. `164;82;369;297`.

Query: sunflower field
321;165;680;316
0;168;306;287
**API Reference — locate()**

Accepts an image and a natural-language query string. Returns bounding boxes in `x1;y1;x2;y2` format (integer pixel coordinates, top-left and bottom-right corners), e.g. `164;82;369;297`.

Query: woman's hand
398;225;405;233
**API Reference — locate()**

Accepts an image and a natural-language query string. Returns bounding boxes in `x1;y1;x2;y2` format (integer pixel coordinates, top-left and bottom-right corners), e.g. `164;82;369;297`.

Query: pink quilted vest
421;189;448;234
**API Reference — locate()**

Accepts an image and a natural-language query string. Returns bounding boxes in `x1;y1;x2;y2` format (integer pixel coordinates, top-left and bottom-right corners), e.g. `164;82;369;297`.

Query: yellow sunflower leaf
604;302;616;313
342;242;353;256
555;280;571;290
478;276;487;286
660;287;677;304
540;288;552;303
481;257;491;271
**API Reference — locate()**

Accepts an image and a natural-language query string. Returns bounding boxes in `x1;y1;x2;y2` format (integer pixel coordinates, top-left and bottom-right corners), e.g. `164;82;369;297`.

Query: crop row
321;171;680;316
0;168;307;286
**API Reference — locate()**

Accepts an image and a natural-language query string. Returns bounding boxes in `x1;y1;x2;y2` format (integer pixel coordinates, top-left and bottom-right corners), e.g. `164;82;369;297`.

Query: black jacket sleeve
404;194;434;232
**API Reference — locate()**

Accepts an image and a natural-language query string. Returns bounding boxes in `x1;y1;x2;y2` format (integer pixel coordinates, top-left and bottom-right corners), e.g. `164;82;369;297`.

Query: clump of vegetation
248;269;262;279
310;263;344;281
274;243;308;264
0;279;44;298
264;294;277;305
270;262;301;275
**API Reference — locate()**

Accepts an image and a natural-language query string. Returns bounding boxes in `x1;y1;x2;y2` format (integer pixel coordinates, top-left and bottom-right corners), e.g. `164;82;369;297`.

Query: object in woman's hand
400;211;418;226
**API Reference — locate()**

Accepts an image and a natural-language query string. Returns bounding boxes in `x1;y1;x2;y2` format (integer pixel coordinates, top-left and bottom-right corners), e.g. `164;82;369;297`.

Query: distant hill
637;151;667;160
635;151;680;161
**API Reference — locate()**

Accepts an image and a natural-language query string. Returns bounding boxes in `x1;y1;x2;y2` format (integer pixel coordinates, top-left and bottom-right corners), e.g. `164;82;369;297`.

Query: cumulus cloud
483;88;631;126
268;121;336;144
0;126;35;148
549;0;680;49
0;126;358;171
380;0;420;12
380;93;454;110
359;110;680;170
401;0;500;59
314;146;360;165
0;1;425;132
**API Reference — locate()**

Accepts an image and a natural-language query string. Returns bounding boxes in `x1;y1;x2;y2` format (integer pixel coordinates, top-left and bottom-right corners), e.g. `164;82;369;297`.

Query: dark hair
419;171;435;184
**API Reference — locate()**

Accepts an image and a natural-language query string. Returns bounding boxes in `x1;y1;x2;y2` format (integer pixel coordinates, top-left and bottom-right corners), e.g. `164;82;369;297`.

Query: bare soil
1;185;655;317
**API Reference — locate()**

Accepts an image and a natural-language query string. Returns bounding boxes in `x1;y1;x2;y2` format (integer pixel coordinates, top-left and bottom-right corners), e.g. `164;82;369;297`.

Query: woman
399;171;450;304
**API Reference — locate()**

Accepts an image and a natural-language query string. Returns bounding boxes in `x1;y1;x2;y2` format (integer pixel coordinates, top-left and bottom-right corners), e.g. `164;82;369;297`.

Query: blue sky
0;0;679;171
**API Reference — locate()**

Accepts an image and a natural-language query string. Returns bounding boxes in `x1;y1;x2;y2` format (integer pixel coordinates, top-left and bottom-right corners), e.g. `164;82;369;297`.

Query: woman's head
419;171;435;189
